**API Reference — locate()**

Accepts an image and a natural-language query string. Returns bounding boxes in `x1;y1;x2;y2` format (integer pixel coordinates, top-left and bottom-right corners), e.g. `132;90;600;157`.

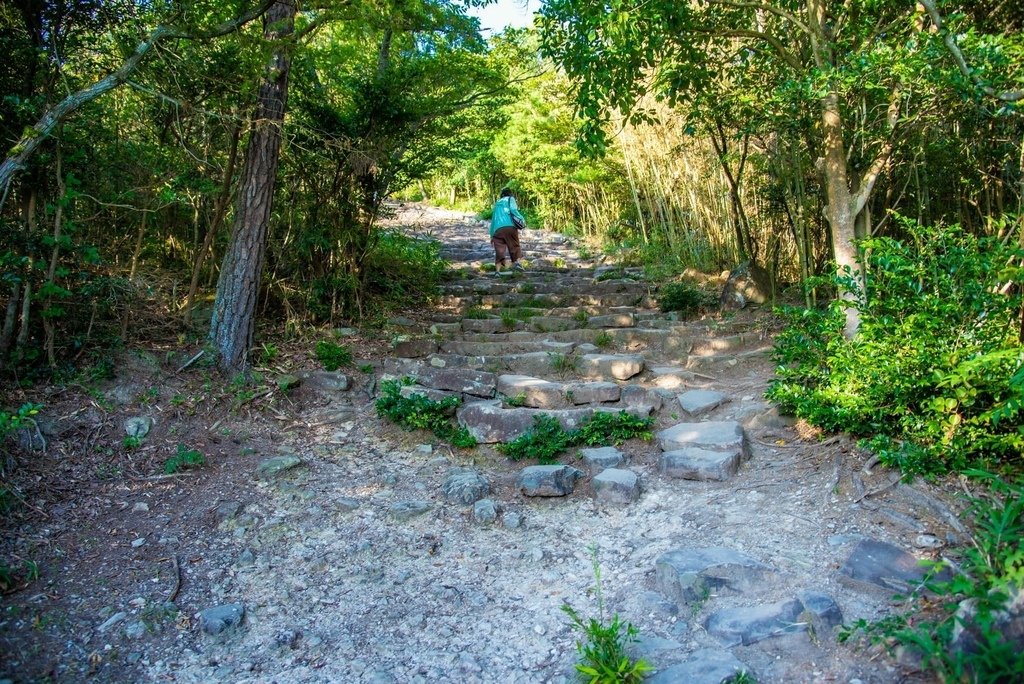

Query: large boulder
719;261;771;310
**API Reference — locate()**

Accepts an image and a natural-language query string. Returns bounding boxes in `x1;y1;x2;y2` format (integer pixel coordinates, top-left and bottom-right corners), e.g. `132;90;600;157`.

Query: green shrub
839;470;1024;681
0;403;42;457
375;378;477;448
563;546;652;683
767;219;1024;477
498;411;653;463
658;281;713;316
593;331;614;349
463;306;491;320
164;445;205;474
316;340;353;371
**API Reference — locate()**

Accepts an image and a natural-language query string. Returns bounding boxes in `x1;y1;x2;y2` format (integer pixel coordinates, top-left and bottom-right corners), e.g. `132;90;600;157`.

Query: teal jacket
489;196;525;237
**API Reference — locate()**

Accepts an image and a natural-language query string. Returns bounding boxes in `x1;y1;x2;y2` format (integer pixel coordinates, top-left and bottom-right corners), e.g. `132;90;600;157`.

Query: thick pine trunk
209;1;296;371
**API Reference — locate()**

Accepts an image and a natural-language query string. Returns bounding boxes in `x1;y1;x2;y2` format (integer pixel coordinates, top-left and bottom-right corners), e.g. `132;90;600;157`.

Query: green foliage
256;343;279;365
498;415;573;464
548;352;579;376
315;341;352;371
767;221;1024;476
573;310;590;323
122;436;141;450
505;392;527;408
658;282;713;317
499;411;654;464
375;379;476;448
576;411;654;446
593;331;614;350
562;546;652;683
0;403;41;453
0;559;41;594
164;444;205;474
839;471;1024;681
463;306;491;320
500;310;517;331
520;296;559;309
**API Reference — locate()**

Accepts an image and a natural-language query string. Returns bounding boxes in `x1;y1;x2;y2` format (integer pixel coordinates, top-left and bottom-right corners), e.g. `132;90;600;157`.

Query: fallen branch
166;555;182;603
853;475;901;503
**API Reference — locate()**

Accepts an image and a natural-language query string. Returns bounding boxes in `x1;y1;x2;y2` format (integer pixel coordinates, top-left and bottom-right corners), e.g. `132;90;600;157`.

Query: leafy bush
499;411;654;464
316;341;353;371
375;378;477;448
164;445;205;474
839;470;1024;681
563;546;652;683
658;281;714;316
0;403;42;456
767;220;1024;476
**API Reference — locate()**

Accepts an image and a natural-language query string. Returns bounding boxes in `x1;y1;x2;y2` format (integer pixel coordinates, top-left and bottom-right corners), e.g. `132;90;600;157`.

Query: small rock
335;497;361;512
98;611;128;633
237;549;255;566
473;499;499;524
517;465;584;497
334;327;358;337
124;416;153;439
579;446;624;474
592;468;641;505
914;534;944;549
132;502;149;513
124;621;147;639
199;603;246;635
389;501;432;521
274;628;302;649
503;512;523;529
256;455;302;478
414;444;433;455
131;538;146;548
442;468;491;505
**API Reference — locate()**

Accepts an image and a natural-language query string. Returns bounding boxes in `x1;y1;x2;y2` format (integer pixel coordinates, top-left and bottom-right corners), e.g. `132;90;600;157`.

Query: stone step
385;351;645;382
655;547;774;610
456;400;652;443
704;592;843;647
440;339;577;356
497;374;622;408
685;346;772;370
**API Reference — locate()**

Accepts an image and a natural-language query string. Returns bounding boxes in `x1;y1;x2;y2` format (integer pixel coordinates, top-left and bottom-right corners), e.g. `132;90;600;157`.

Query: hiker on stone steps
489;188;526;274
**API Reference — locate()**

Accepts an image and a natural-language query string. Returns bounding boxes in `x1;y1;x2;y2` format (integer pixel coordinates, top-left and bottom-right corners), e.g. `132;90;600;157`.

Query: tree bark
209;1;297;372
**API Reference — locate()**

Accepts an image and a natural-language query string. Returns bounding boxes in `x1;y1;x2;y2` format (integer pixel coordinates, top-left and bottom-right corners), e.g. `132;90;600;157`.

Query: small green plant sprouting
505;392;528;408
500;310;517;331
256;342;279;365
163;445;205;474
358;363;375;374
315;340;352;370
518;283;537;295
0;559;40;593
838;470;1024;681
499;412;654;464
137;387;159;405
520;296;559;309
573;310;590;324
658;281;712;316
595;268;623;282
375;379;477;448
593;331;614;349
724;672;758;684
463;306;491;320
553;257;568;269
0;403;43;453
123;436;142;450
548;352;578;376
562;545;652;683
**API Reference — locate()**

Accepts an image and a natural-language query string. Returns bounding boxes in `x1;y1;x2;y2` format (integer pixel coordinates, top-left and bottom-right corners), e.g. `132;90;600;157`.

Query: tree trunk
819;91;862;338
209;0;296;372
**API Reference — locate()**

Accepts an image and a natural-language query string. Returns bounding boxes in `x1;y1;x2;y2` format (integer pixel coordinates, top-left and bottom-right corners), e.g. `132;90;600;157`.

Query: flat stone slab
656;421;749;459
579;446;624;473
456;401;594;443
586;313;634;328
497;375;565;409
257;455;302;478
705;598;805;646
199;603;245;635
410;367;496;398
646;649;749;684
838;538;945;594
592;468;640;504
580;353;644;380
660;447;743;481
389;501;433;521
124;416;153;438
517;465;584;497
798;590;844;638
678;389;729;415
400;385;459;406
656;547;772;608
461;318;506;334
297;370;350;392
441;468;490;505
565;381;621;405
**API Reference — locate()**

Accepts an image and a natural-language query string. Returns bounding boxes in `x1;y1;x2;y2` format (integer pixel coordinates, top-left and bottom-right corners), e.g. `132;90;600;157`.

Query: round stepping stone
659;447;743;481
441;468;490;504
655;547;772;608
517;465;584;497
579;446;624;473
473;499;499;524
677;389;729;415
656;421;750;459
199;603;245;635
592;468;640;504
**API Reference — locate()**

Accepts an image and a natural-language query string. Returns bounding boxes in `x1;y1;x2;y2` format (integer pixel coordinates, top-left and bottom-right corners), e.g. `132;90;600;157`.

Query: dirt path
1;205;954;683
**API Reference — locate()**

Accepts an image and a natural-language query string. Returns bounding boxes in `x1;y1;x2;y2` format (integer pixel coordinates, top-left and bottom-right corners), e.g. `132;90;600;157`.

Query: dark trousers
491;226;522;265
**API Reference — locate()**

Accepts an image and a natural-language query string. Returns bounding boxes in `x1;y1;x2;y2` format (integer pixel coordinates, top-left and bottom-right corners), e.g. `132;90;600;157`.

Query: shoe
512;262;526;272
